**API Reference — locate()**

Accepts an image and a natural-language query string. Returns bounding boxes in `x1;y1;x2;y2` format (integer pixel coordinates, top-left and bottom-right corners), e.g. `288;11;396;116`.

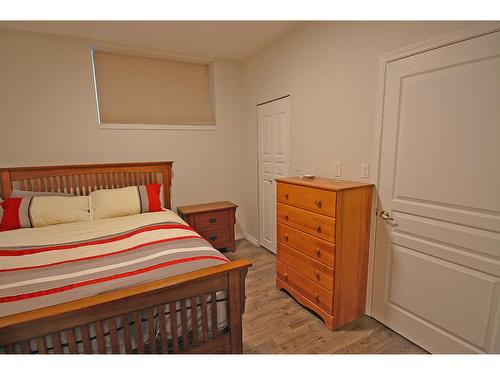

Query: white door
258;96;290;253
372;30;500;353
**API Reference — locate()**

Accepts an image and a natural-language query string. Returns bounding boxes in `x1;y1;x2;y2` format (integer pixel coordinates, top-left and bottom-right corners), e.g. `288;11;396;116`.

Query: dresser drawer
194;210;229;231
277;202;335;242
277;260;333;314
277;243;334;291
277;223;334;267
199;228;231;248
277;182;336;217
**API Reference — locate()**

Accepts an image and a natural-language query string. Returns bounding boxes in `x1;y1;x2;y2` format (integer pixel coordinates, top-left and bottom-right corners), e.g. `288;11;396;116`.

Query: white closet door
372;30;500;353
258;97;290;253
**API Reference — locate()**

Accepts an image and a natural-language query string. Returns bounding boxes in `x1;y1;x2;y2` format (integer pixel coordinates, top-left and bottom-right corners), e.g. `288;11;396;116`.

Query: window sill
98;123;218;131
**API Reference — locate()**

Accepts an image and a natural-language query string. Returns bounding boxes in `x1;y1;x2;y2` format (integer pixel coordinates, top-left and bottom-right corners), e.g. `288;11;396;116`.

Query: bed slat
180;299;189;350
65;329;78;354
108;317;120;354
146;308;156;354
201;295;209;343
191;297;199;347
169;302;179;353
36;337;46;354
122;315;133;354
158;305;168;353
80;325;92;354
51;332;62;353
211;292;218;339
134;311;144;353
94;321;106;353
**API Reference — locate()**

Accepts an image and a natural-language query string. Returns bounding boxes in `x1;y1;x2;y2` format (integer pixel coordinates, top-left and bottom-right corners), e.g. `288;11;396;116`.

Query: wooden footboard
0;259;251;354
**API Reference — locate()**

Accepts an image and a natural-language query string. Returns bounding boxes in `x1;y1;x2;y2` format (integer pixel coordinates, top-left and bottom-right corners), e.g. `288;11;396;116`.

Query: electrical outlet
360;163;369;178
333;161;342;177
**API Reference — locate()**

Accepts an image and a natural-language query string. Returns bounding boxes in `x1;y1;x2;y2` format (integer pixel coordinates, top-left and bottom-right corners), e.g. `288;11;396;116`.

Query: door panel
372;30;500;353
258;97;290;252
389;245;498;348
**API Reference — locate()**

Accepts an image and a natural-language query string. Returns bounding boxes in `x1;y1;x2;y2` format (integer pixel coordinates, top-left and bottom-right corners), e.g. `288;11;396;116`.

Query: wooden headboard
0;161;173;209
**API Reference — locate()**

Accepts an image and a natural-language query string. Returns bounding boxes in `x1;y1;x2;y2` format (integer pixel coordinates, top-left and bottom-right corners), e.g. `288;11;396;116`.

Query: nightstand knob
284;213;289;220
284;273;288;281
314;248;321;257
315;224;321;233
284;192;289;199
314;293;320;303
284;234;289;241
315;199;322;207
314;271;320;280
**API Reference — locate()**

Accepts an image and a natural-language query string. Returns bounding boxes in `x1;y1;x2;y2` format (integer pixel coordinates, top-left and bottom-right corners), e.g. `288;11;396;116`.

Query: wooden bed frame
0;162;251;354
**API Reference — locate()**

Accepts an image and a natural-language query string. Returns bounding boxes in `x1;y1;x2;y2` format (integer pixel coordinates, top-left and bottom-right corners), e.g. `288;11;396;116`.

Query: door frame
257;95;291;251
365;21;500;315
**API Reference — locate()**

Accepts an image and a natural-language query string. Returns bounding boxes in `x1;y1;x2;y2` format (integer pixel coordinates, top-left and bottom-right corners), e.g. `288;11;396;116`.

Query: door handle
380;210;395;221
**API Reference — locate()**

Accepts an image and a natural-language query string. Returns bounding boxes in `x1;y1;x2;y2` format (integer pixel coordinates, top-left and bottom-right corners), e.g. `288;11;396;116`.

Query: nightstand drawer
194;210;229;231
199;228;231;248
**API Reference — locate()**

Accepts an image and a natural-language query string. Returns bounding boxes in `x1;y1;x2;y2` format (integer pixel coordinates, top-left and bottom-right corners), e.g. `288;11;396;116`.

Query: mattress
0;210;231;352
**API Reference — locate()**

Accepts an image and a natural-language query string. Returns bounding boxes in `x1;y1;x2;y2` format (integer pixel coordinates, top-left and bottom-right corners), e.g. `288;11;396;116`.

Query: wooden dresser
177;201;237;252
275;177;373;330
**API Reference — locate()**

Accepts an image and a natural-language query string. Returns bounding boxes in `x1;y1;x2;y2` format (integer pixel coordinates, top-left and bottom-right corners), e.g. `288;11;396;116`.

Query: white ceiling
0;21;300;60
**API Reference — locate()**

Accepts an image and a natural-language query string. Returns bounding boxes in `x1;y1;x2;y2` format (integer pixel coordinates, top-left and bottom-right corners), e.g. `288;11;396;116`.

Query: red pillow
0;197;33;232
137;184;162;213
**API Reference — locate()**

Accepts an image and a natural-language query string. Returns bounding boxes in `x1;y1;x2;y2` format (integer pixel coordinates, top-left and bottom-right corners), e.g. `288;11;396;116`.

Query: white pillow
90;186;141;220
30;196;91;228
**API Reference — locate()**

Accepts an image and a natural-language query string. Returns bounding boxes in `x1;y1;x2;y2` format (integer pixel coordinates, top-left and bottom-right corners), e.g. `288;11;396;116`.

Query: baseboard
234;233;246;241
245;233;258;246
234;233;259;246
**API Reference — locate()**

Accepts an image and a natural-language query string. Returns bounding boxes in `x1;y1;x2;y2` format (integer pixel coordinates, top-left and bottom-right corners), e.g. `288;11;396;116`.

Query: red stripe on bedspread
0;255;230;303
0;235;202;272
0;223;195;256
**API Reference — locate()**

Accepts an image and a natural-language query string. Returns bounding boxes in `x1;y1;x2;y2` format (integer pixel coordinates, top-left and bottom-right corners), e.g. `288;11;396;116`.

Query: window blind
92;51;215;127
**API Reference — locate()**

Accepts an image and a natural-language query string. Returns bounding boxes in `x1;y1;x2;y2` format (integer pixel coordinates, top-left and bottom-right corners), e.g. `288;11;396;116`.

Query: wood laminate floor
225;239;427;354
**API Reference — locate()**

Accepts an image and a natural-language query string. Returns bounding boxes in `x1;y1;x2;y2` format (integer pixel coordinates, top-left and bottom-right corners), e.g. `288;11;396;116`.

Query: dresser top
275;177;374;192
177;201;238;215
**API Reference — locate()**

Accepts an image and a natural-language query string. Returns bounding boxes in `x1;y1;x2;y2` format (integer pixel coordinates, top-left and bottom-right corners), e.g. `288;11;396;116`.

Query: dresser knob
315;224;321;233
314;248;321;257
284;192;289;199
284;234;289;241
284;273;288;281
314;293;320;303
314;270;320;280
315;199;322;207
284;213;289;220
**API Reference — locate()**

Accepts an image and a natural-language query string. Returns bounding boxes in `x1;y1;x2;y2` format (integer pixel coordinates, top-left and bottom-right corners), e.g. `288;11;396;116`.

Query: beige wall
242;21;475;239
0;22;478;241
0;29;248;235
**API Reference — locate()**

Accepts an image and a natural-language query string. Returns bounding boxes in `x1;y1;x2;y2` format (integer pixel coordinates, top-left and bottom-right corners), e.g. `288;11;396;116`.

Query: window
91;50;216;130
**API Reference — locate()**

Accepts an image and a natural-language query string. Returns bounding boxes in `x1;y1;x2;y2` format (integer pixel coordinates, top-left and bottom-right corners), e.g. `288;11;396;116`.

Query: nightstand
177;201;238;252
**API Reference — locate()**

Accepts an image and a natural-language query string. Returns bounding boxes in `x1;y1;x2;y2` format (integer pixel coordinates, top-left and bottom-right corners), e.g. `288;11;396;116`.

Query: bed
0;162;251;354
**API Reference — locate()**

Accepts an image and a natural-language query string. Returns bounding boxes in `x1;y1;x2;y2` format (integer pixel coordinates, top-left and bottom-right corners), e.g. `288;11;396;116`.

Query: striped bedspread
0;210;229;318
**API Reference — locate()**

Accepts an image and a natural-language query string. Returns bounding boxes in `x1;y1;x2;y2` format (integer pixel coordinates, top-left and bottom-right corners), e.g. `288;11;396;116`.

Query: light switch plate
333;161;342;177
361;163;369;178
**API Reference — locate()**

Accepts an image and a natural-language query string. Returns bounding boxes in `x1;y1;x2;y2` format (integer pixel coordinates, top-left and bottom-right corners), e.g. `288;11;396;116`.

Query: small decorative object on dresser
177;201;238;252
275;177;374;330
